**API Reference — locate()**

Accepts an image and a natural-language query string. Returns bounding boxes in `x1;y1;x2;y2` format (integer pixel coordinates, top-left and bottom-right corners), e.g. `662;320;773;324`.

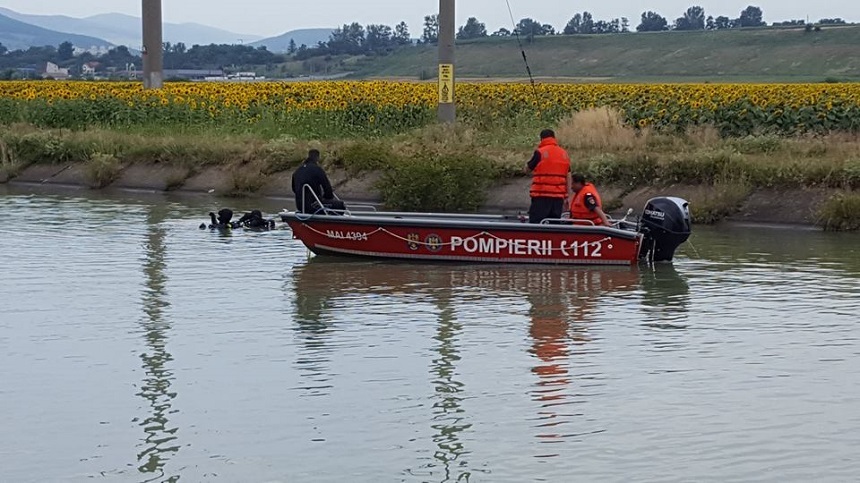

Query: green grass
85;153;122;188
818;192;860;231
689;178;754;224
2;121;860;229
354;26;860;82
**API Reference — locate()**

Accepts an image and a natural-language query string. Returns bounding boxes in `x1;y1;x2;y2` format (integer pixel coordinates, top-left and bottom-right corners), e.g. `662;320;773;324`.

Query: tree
99;46;139;69
422;14;439;44
491;28;511;37
713;16;734;30
457;17;487;40
394;21;411;45
819;18;847;25
637;11;669;32
288;39;297;54
566;12;622;35
675;6;706;30
773;20;805;26
365;24;394;54
328;22;366;55
594;20;611;34
580;12;595;34
738;6;765;27
564;14;582;35
516;18;551;38
58;41;74;61
706;15;716;30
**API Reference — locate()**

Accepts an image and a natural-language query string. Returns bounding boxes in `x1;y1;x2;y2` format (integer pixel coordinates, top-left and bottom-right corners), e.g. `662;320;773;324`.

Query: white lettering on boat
450;236;604;258
326;230;369;241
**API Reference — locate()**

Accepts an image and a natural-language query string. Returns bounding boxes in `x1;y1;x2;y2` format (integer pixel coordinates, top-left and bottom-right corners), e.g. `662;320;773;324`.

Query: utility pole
142;0;164;89
437;0;455;123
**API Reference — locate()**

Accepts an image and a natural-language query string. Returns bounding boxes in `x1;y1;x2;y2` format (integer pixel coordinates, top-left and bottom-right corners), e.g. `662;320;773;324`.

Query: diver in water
200;209;235;230
237;210;276;230
200;209;276;230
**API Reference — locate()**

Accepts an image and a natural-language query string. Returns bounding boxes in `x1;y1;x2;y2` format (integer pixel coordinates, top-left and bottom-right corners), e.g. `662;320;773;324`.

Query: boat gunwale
281;211;643;241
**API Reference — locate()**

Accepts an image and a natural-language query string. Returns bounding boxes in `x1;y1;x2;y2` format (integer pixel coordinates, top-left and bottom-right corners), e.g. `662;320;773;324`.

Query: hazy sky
2;0;858;37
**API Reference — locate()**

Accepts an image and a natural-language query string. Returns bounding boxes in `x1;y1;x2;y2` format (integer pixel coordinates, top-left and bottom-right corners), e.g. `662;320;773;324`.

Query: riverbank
1;115;858;230
2;161;854;229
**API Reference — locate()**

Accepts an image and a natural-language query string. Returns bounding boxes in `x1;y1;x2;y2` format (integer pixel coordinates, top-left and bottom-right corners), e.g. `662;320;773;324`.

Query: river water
1;187;859;483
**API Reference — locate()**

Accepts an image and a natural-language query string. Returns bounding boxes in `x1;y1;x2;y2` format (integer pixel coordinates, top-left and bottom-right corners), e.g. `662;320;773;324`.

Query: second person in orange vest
526;129;571;224
569;174;611;226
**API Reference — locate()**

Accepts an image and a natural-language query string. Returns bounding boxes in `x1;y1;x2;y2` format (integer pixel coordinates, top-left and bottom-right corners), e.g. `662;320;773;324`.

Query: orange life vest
530;137;570;199
570;183;603;225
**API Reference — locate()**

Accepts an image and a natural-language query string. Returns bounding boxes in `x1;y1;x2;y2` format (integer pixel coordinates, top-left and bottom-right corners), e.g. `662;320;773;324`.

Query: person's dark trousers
529;197;564;224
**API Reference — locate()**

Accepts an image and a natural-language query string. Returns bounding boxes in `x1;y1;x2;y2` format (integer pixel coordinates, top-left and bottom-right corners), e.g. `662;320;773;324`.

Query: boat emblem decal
425;234;443;252
406;233;420;251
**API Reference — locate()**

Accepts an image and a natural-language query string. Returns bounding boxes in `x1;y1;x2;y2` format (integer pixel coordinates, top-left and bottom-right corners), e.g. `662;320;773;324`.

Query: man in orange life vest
526;129;571;224
569;173;611;226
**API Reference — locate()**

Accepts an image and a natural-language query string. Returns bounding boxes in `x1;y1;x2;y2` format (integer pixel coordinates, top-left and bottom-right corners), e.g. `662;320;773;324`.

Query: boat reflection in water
291;260;689;468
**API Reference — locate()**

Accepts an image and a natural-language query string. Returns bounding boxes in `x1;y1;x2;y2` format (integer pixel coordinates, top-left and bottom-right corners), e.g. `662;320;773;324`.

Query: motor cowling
639;197;691;262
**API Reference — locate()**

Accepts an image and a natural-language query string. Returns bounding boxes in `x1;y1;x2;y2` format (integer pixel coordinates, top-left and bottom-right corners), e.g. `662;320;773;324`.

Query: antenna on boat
504;0;538;99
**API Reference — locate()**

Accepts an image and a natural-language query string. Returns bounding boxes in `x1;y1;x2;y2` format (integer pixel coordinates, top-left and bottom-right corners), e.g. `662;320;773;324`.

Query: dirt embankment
3;162;839;226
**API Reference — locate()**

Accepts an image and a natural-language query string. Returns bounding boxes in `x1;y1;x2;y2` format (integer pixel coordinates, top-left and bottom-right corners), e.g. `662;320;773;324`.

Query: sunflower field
1;81;859;136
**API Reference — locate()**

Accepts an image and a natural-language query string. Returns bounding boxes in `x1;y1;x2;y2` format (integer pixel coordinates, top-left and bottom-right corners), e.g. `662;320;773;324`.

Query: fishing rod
504;0;539;99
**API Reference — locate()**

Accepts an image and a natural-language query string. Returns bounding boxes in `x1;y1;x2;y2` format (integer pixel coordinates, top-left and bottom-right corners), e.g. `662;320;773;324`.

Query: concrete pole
437;0;455;123
142;0;164;89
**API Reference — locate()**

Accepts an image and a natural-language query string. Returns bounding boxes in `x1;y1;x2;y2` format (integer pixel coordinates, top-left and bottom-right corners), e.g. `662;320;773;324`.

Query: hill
252;29;334;52
356;26;860;82
0;12;112;51
0;8;260;48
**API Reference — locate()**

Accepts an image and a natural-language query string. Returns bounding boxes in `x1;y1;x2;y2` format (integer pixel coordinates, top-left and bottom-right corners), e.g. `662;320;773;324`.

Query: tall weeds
556;107;649;151
818;193;860;231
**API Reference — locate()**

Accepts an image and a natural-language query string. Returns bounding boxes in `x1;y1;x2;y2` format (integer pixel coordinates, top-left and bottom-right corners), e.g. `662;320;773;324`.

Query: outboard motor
639;197;692;262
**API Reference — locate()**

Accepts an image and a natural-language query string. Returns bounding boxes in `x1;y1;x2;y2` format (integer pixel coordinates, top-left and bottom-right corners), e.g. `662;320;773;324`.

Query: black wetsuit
292;160;334;213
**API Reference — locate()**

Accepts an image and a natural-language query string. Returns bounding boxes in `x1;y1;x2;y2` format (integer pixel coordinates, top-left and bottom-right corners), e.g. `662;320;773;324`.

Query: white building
43;62;71;80
81;62;101;76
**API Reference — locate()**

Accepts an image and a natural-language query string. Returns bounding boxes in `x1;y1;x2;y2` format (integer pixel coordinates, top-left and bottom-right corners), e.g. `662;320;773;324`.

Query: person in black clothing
237;210;276;230
291;149;343;213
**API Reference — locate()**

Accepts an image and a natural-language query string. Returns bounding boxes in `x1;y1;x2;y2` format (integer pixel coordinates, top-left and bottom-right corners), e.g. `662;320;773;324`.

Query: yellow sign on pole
438;64;454;104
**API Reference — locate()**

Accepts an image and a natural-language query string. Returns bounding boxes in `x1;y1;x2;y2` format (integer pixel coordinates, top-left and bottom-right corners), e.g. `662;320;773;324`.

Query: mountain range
0;7;263;49
0;11;112;51
0;7;335;54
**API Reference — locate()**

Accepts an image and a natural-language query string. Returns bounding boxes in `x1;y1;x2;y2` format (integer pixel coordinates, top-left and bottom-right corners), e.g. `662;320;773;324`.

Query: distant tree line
163;42;284;69
0;4;854;77
0;41;287;79
293;21;412;60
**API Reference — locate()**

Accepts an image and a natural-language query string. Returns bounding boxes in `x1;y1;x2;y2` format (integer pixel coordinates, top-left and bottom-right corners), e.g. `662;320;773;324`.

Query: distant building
172;69;225;80
81;62;102;76
42;62;71;80
130;69;225;80
224;72;266;81
73;46;111;57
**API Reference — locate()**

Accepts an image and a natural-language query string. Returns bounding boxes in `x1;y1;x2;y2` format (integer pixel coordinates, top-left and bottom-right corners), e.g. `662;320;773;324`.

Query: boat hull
283;213;643;266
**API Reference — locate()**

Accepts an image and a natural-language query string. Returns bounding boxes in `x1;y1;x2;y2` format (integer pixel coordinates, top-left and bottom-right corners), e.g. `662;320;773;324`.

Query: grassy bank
1;108;858;229
358;26;860;81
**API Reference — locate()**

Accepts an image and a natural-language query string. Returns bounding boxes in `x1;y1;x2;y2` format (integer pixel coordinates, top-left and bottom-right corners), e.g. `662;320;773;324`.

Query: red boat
281;197;692;266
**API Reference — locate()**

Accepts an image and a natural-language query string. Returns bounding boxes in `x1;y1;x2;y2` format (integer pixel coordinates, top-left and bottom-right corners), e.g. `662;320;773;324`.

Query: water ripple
2;193;860;482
